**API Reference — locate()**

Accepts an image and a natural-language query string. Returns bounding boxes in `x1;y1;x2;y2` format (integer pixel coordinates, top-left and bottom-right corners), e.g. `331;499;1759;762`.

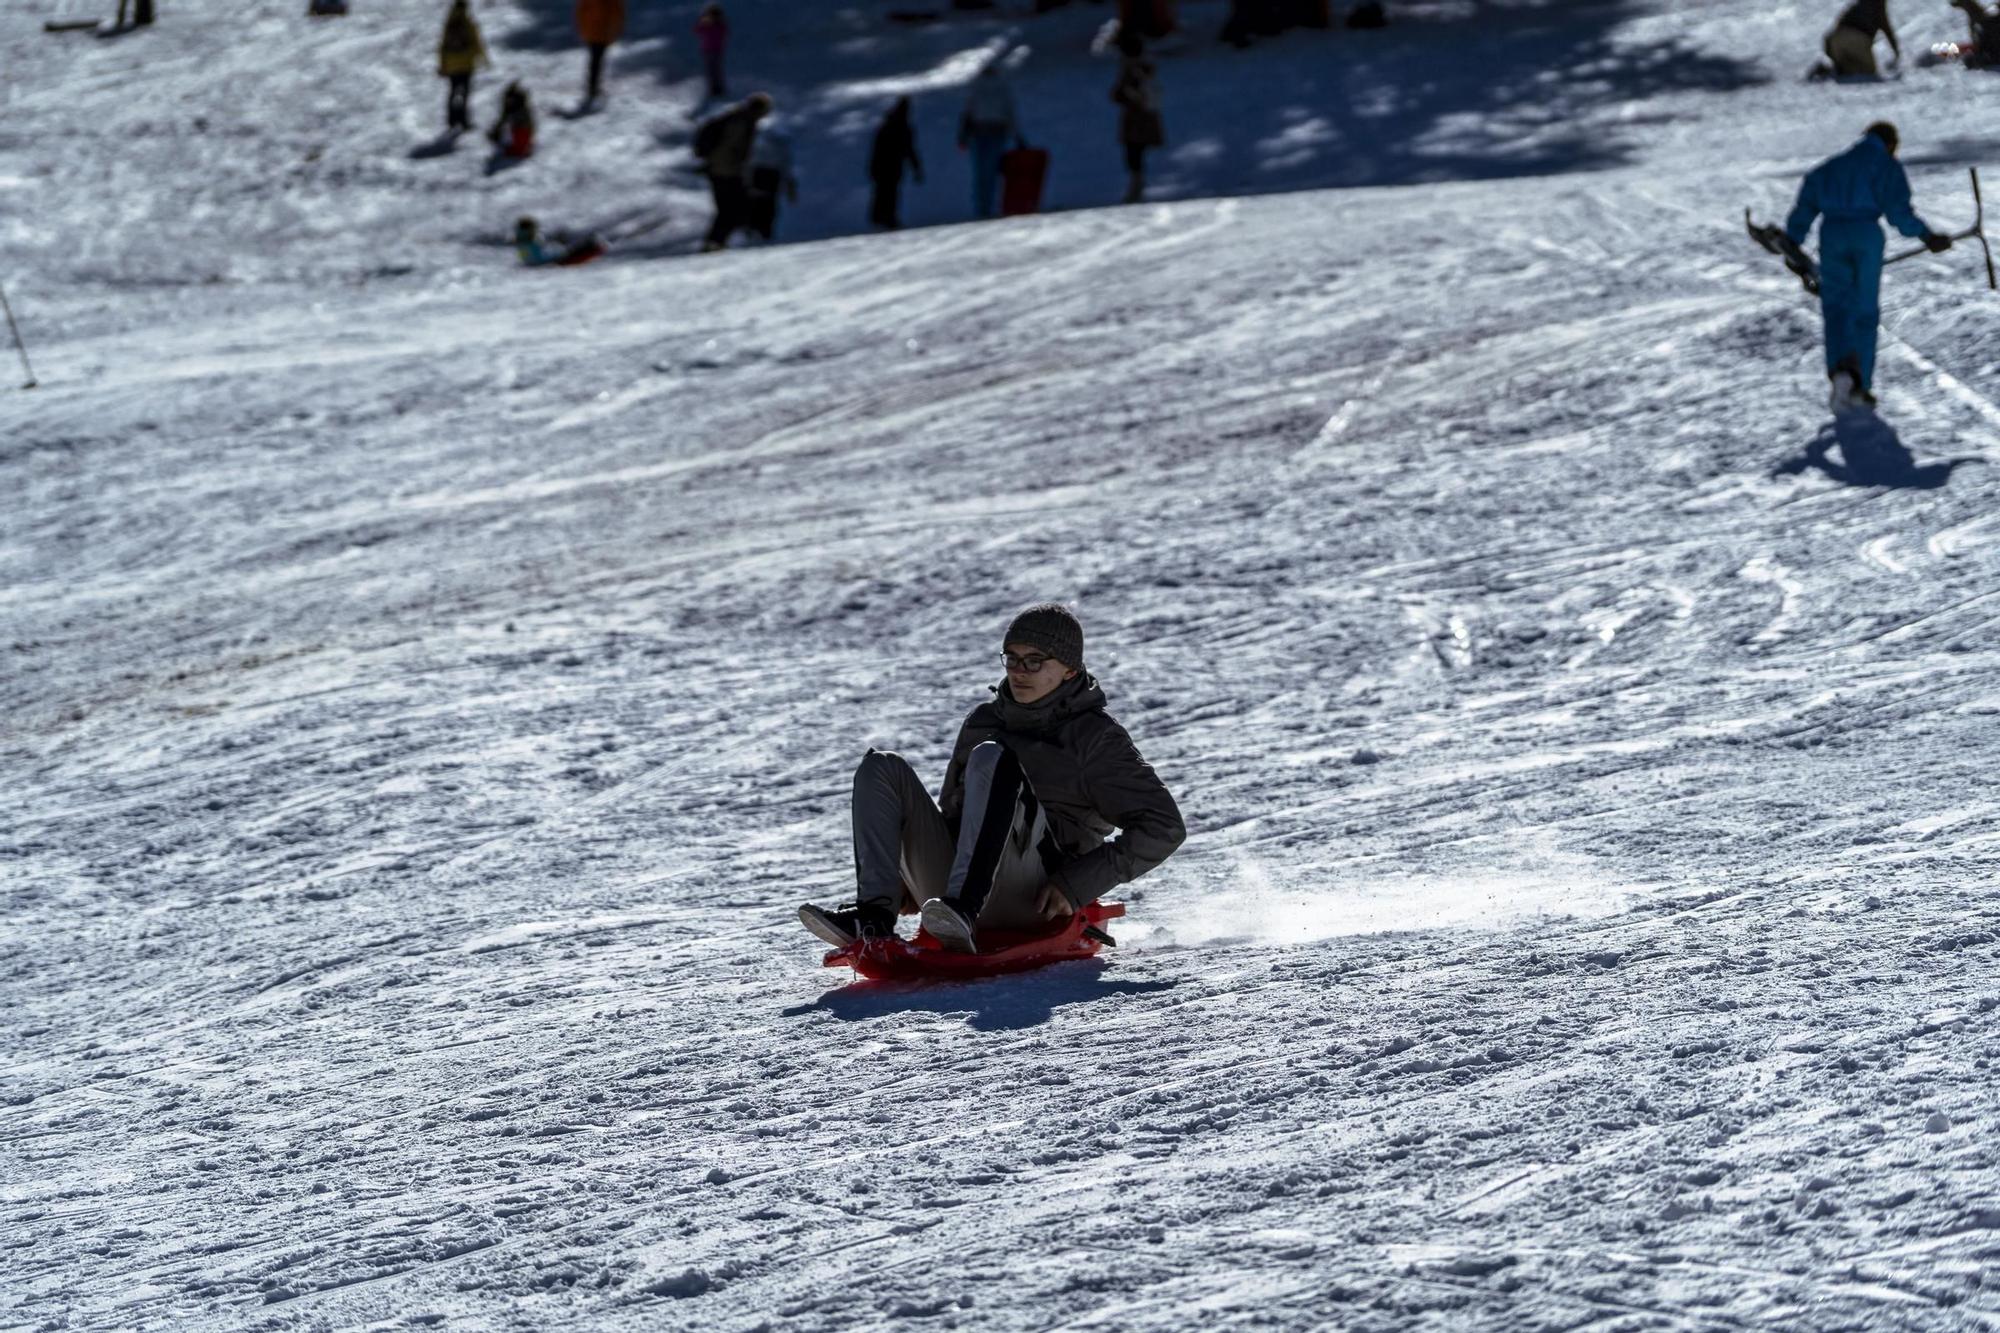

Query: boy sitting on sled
513;216;605;266
799;604;1186;953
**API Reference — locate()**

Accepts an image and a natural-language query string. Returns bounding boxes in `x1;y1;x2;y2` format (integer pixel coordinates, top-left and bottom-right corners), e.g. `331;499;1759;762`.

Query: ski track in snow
6;0;2000;1329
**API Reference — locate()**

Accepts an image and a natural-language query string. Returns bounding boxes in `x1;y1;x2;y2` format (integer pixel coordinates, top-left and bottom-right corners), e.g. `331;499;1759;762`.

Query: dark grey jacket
939;674;1185;906
698;102;763;179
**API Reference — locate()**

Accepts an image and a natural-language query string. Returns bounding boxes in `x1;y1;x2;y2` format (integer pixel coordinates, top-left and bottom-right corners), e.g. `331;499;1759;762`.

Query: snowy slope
6;0;2000;1329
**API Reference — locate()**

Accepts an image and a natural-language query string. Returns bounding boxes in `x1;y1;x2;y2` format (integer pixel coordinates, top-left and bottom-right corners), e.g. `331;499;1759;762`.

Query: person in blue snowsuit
1784;122;1951;409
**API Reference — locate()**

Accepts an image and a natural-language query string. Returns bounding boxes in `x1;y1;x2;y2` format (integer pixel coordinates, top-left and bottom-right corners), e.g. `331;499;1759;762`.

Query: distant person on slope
744;120;798;240
694;92;771;251
695;2;731;100
575;0;625;103
1948;0;2000;64
487;80;536;157
798;604;1186;953
1823;0;1901;76
1110;33;1164;204
438;0;489;133
1785;122;1952;410
959;59;1020;220
868;98;924;229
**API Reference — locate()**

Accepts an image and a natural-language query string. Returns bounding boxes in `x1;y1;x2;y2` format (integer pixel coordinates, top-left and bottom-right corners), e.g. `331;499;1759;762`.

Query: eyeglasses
1003;651;1052;673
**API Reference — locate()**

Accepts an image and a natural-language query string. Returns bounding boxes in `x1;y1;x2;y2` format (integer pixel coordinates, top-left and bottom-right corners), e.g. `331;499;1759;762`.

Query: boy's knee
964;740;1014;775
854;748;914;788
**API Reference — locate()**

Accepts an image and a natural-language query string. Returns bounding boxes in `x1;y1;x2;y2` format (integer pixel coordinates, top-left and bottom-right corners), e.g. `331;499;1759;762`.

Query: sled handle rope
1884;167;1998;289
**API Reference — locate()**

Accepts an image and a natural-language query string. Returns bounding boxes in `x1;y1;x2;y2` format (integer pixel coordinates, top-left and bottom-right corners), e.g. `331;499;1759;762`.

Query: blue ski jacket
1786;135;1931;246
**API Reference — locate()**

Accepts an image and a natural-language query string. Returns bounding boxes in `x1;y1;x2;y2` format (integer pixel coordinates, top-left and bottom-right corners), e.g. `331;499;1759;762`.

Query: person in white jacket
958;59;1020;219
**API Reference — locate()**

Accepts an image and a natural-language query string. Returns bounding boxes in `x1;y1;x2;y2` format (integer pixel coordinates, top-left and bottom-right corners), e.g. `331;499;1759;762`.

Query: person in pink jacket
694;3;730;99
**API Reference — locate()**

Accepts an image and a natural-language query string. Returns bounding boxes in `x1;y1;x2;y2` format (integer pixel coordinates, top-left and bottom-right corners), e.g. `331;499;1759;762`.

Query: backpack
693;113;727;160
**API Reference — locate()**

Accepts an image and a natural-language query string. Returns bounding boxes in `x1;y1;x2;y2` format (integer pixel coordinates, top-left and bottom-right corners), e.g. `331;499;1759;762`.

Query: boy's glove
1034;883;1077;921
1924;232;1955;253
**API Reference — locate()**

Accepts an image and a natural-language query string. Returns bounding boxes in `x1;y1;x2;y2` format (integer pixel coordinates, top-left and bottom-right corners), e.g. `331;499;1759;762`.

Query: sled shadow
787;961;1178;1032
408;131;463;160
1773;414;1976;489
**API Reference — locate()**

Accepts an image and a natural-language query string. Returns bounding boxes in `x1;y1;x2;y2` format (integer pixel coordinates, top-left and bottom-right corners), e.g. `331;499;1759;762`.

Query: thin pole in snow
0;283;36;389
1970;168;1997;291
1884;168;1997;290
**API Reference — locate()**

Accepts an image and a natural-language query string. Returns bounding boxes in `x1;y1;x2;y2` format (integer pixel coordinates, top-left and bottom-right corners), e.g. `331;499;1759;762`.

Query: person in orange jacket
575;0;625;103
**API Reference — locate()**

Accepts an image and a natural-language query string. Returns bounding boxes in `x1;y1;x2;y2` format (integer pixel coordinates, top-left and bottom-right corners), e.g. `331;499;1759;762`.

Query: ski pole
1884;168;1998;289
0;283;36;390
1885;223;1983;266
1971;166;1996;290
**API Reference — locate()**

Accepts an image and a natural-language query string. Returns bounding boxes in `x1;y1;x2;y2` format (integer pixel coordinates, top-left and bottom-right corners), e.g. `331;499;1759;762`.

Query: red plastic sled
1000;146;1049;217
824;902;1123;981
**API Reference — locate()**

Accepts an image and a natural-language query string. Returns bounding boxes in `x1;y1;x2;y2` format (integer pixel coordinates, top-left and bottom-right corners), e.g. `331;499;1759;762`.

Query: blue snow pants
968;129;1008;220
1818;218;1885;389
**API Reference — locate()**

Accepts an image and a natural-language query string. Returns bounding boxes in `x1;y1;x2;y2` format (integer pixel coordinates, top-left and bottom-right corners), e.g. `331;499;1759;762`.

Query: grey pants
852;742;1055;931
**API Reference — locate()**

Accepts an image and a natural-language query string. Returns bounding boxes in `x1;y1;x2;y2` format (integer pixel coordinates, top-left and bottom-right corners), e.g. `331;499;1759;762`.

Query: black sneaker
920;898;978;953
798;901;896;948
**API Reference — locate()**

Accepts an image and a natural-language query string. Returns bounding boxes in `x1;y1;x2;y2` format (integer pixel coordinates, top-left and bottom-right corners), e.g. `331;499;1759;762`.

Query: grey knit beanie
1003;603;1084;670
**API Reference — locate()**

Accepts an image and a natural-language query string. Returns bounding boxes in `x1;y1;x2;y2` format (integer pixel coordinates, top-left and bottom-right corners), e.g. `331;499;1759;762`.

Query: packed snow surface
6;0;2000;1329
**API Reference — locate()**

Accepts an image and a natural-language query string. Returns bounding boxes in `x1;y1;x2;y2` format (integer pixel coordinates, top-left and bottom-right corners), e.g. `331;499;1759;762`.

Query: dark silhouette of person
869;98;924;229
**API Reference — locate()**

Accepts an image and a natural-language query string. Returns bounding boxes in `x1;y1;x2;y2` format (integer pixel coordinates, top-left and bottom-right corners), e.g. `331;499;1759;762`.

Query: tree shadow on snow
1902;136;2000;169
1773;413;1980;489
1142;0;1768;198
786;960;1178;1031
492;0;1768;243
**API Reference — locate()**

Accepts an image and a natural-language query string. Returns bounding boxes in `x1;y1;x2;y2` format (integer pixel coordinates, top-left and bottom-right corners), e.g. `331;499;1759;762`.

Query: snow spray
1139;855;1637;949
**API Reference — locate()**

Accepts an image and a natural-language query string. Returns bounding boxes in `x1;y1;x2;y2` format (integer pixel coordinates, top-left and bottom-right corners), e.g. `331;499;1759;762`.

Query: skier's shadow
786;962;1178;1032
1773;413;1976;489
408;131;465;160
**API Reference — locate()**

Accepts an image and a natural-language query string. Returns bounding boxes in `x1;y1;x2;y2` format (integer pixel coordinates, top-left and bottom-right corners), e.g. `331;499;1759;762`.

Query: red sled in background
1000;145;1049;216
824;901;1122;982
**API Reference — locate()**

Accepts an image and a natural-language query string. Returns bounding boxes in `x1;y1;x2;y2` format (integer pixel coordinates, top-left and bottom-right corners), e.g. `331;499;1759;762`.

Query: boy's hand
1035;882;1076;920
